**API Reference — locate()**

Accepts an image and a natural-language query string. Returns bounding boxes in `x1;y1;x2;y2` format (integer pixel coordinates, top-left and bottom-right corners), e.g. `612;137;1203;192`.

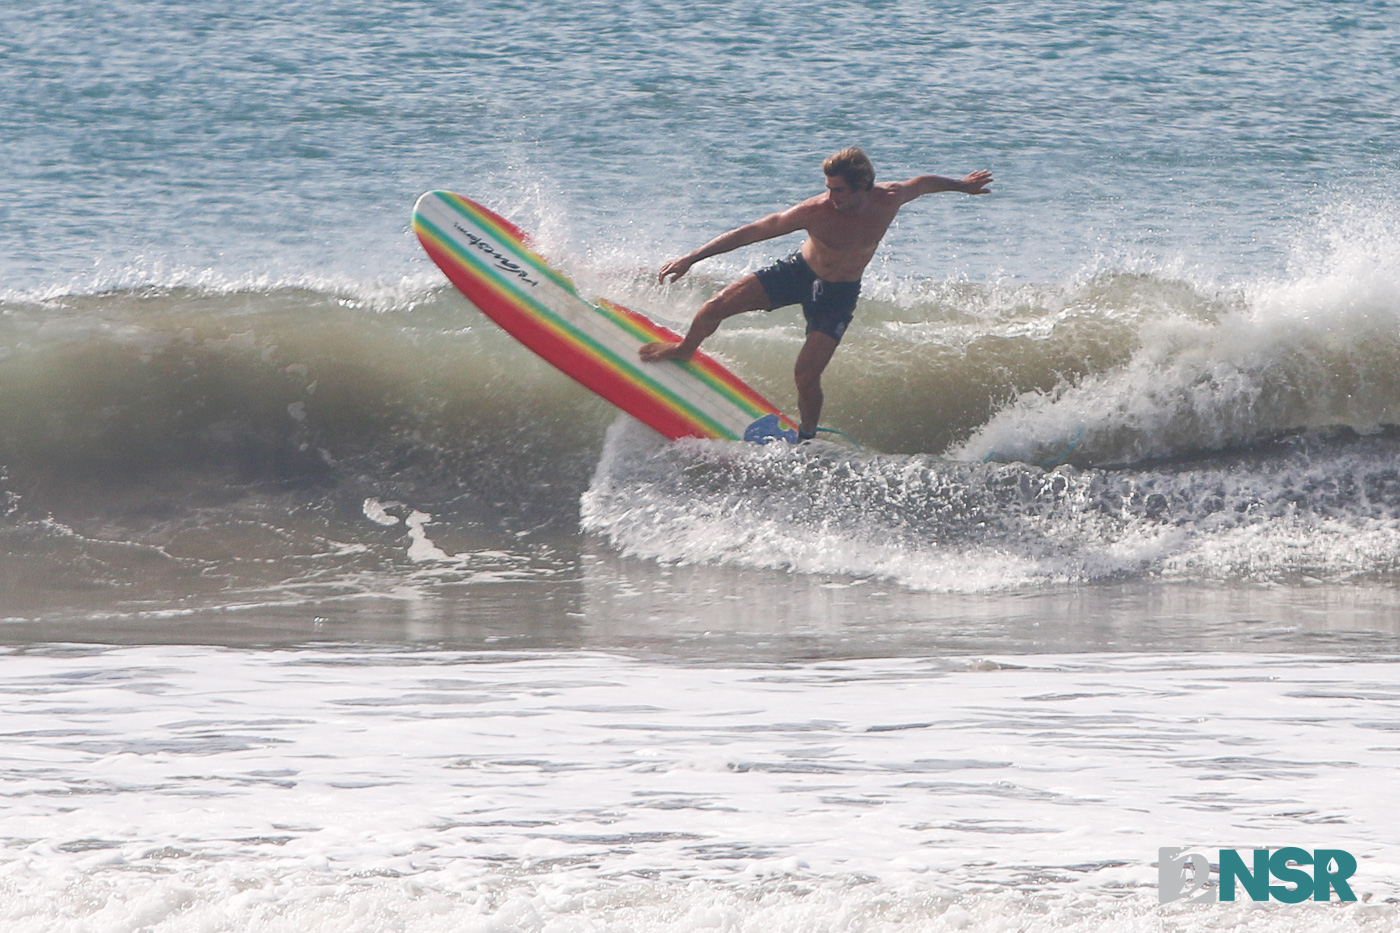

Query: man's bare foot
639;341;692;362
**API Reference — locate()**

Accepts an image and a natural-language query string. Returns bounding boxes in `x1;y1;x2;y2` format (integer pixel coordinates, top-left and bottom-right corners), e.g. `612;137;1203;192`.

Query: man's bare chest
808;212;896;251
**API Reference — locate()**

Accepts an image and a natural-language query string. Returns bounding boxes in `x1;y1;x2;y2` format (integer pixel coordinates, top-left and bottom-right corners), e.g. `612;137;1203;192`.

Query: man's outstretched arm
892;171;993;204
659;206;809;284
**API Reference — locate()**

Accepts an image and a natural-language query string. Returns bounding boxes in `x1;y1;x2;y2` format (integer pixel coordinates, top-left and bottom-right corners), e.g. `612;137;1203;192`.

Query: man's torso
796;184;904;281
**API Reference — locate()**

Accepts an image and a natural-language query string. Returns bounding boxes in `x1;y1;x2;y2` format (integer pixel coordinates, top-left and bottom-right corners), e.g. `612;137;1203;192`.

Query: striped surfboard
412;190;798;441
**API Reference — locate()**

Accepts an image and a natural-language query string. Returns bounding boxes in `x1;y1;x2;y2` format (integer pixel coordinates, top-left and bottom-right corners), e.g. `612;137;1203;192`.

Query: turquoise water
3;2;1400;929
5;0;1396;290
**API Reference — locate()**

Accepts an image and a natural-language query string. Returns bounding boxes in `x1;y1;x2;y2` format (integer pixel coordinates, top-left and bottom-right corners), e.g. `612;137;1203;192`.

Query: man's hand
658;256;695;284
962;170;993;194
639;340;693;362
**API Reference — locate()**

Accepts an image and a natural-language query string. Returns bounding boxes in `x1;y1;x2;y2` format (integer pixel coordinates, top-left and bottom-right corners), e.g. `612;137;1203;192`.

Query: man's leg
794;330;839;438
640;275;769;361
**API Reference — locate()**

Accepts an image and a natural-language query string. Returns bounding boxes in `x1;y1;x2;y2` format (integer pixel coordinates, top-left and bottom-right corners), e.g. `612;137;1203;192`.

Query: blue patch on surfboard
743;415;866;448
743;414;798;445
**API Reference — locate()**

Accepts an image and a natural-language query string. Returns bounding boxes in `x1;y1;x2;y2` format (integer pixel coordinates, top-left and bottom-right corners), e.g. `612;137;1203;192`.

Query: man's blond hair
823;147;875;191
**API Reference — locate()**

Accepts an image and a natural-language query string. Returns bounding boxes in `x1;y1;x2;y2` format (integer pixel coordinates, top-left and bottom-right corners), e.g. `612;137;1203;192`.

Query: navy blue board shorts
753;252;860;344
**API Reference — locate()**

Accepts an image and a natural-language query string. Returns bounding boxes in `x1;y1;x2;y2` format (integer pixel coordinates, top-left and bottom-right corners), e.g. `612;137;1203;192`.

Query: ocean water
2;0;1400;929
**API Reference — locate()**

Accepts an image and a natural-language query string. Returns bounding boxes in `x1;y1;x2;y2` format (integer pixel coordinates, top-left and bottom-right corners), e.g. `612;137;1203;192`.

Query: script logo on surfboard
451;222;539;287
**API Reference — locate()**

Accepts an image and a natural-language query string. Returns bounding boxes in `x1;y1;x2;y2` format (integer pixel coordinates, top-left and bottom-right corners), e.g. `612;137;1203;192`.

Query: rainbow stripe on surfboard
412;190;798;441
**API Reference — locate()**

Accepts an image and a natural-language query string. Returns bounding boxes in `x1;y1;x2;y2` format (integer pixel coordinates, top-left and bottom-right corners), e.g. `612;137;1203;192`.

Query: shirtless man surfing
639;147;991;440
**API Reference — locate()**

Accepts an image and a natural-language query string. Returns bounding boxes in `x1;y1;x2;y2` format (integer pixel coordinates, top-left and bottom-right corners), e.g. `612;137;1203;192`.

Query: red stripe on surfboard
419;236;726;440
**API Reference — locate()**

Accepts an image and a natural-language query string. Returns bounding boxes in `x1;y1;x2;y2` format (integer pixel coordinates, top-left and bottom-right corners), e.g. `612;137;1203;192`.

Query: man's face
824;175;862;212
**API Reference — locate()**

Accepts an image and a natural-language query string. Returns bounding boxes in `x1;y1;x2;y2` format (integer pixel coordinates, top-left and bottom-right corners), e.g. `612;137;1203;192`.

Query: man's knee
694;301;731;327
706;275;768;317
794;362;824;394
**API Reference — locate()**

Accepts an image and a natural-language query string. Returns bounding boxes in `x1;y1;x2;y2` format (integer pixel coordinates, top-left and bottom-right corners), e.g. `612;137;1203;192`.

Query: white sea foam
0;646;1395;931
581;416;1400;592
0;262;445;314
954;202;1400;466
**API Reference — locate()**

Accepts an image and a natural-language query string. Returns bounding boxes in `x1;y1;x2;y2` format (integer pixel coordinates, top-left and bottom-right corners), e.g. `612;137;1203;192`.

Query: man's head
824;147;875;189
822;147;875;212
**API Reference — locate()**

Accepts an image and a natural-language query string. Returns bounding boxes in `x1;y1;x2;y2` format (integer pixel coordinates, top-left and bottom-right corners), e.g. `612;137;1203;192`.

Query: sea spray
954;203;1400;466
584;417;1400;591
